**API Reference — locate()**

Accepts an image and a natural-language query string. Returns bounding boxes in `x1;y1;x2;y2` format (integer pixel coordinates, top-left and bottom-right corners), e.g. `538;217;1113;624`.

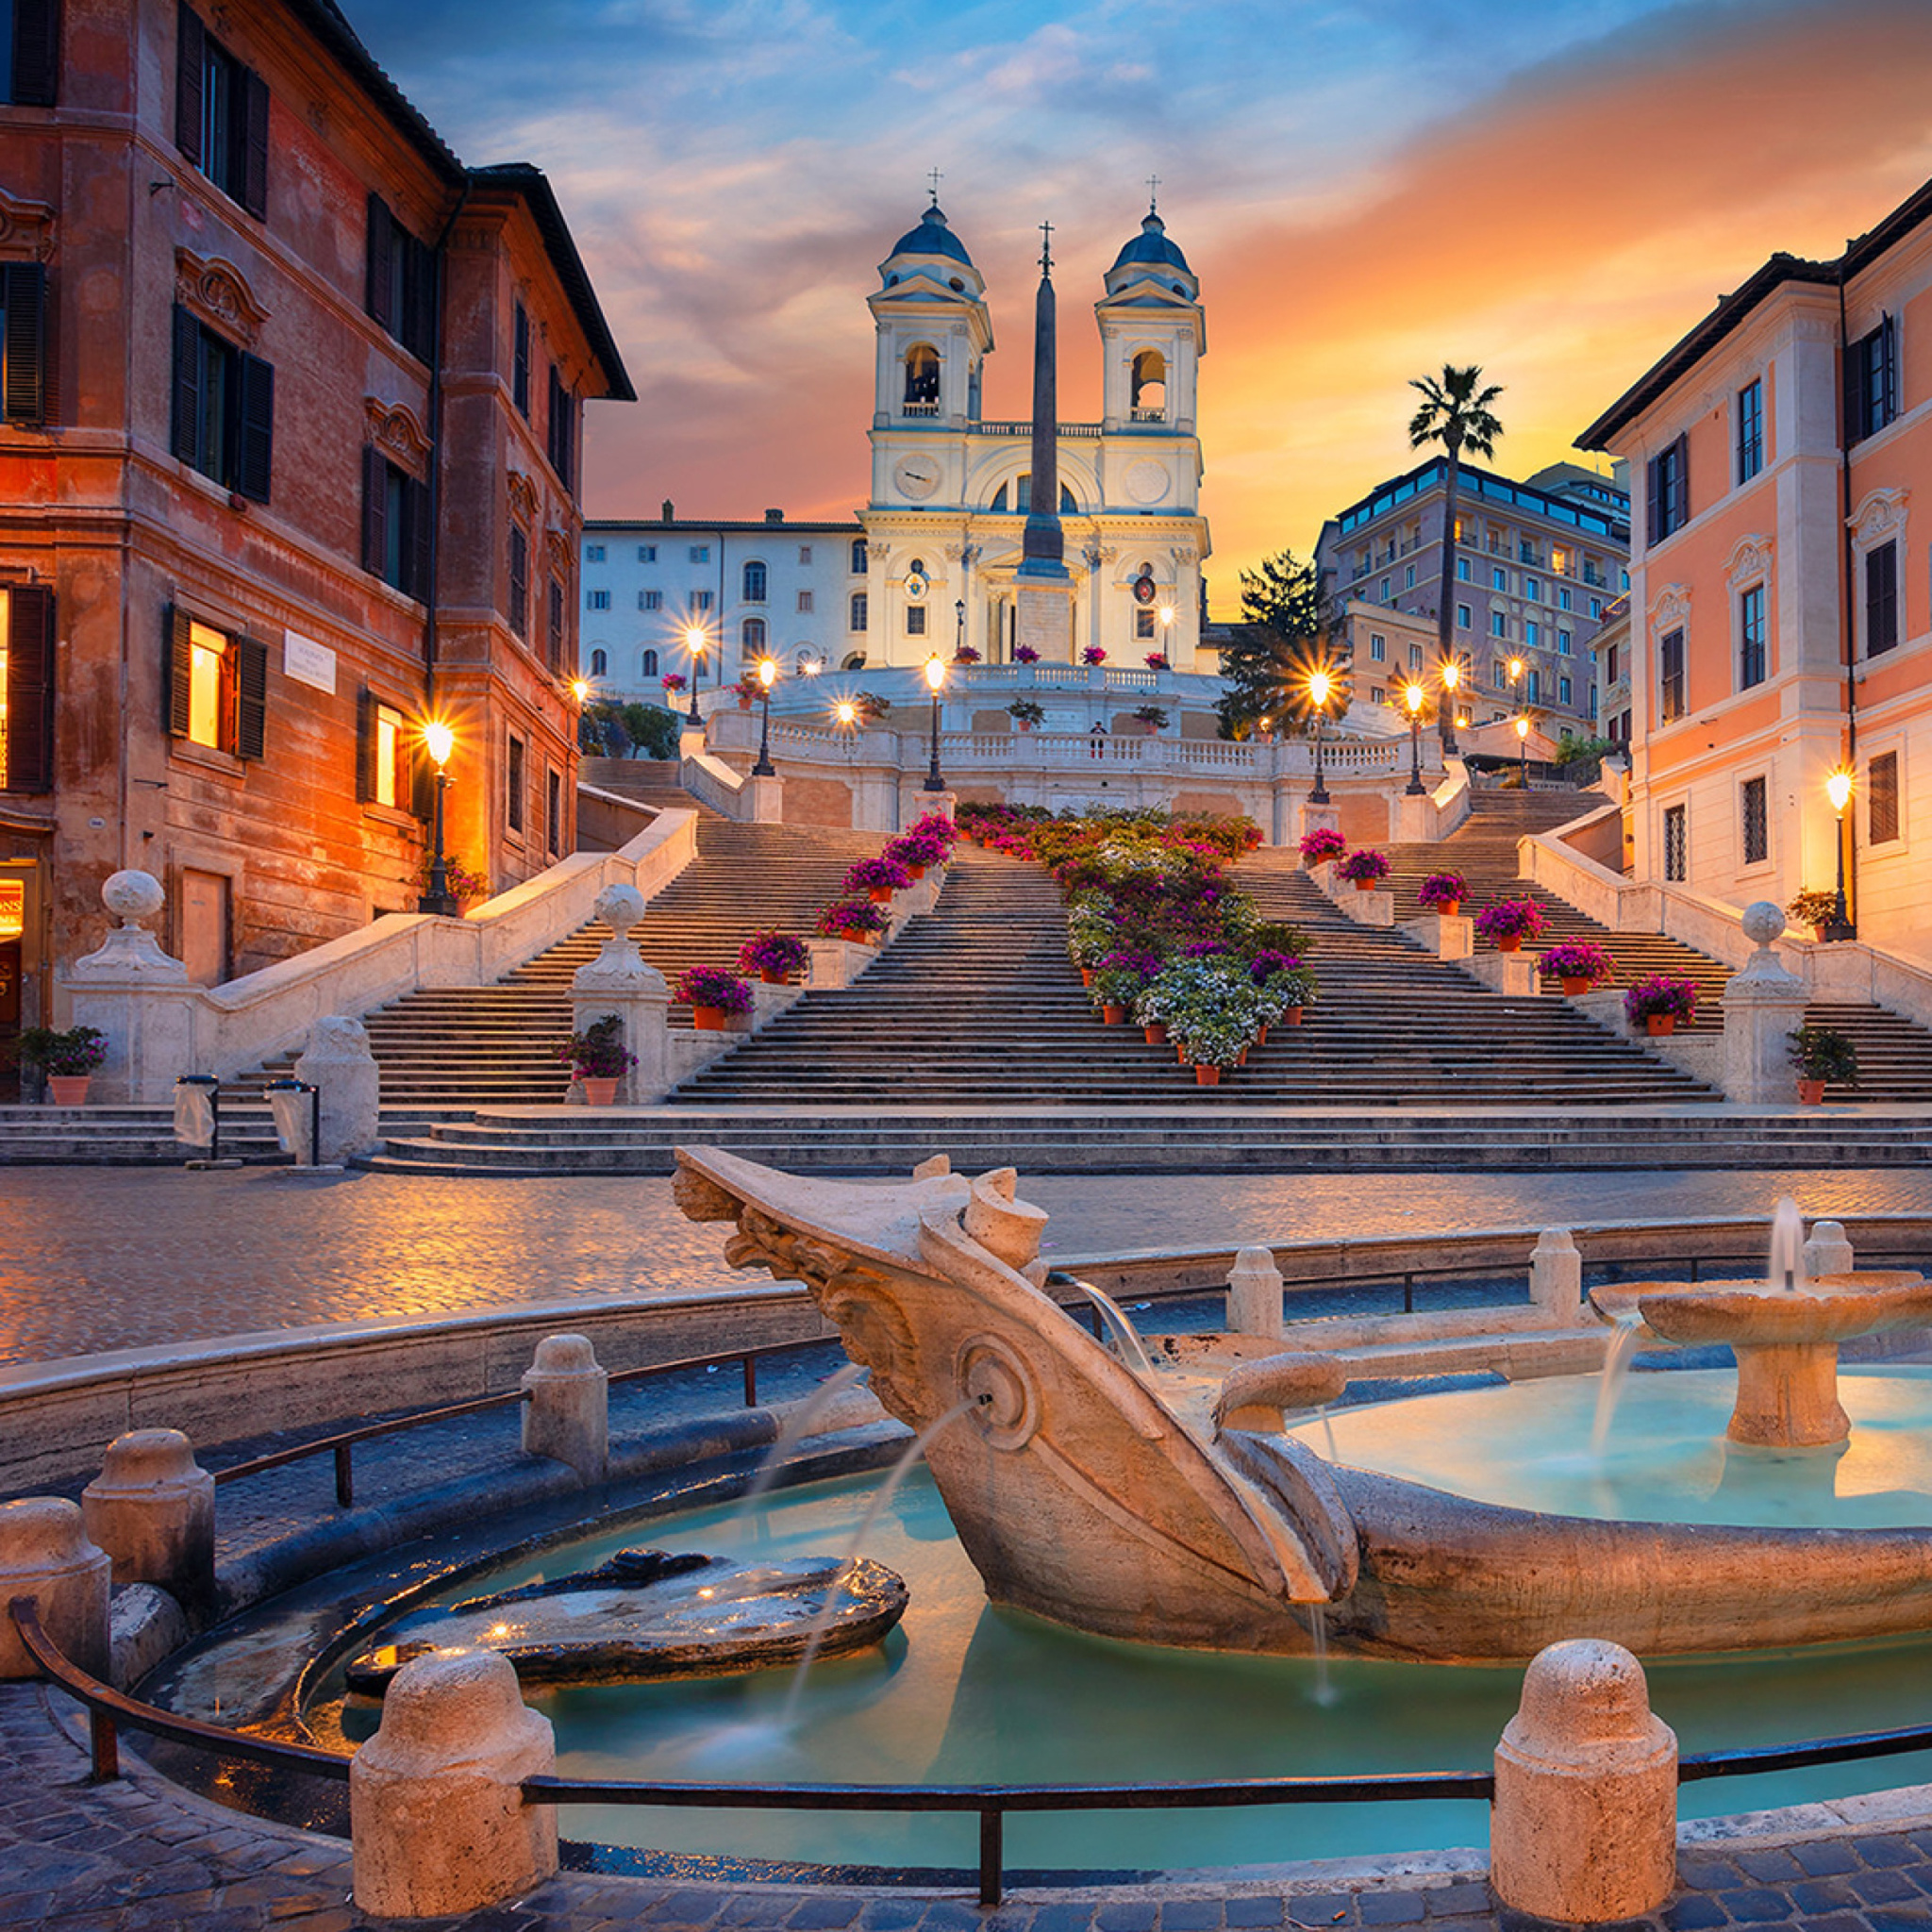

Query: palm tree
1408;365;1504;751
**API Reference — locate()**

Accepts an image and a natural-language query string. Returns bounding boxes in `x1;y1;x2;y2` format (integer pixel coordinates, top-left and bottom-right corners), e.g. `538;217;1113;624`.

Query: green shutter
163;604;192;736
4;584;54;791
234;634;267;758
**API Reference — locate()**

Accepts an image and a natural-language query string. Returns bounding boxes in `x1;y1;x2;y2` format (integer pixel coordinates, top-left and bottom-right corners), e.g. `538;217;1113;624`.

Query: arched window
990;482;1009;512
842;650;867;671
742;560;767;603
903;343;940;408
742;617;767;652
640;648;658;677
1059;482;1076;513
589;647;607;676
851;538;868;574
1131;349;1167;419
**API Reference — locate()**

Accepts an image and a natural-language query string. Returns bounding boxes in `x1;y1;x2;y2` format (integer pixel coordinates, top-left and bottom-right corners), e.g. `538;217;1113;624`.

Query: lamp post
1507;656;1524;697
1514;714;1530;787
1441;658;1461;754
923;653;947;792
1825;768;1857;941
1159;604;1174;668
1404;681;1427;794
752;657;776;776
417;720;458;916
955;597;965;664
1307;668;1333;804
684;624;708;724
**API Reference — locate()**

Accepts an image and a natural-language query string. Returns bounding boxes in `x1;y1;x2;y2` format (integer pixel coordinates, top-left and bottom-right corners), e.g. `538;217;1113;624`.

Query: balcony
1129;407;1166;425
902;401;940;419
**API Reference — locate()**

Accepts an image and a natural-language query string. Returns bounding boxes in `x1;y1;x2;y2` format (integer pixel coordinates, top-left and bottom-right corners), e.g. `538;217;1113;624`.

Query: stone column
293;1016;381;1165
350;1648;558;1919
80;1429;215;1622
64;871;200;1104
570;884;669;1103
1529;1228;1583;1325
0;1497;110;1680
1296;799;1340;851
1225;1246;1286;1340
521;1334;608;1481
1491;1639;1678;1923
749;774;785;823
1723;902;1811;1104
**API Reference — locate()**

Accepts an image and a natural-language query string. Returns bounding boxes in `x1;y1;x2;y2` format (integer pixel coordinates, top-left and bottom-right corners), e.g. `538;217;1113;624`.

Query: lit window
373;702;403;808
188;622;226;748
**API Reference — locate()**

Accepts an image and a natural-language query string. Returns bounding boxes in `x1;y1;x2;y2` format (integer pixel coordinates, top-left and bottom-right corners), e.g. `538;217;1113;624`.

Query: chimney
764;508;784;524
661;498;675;522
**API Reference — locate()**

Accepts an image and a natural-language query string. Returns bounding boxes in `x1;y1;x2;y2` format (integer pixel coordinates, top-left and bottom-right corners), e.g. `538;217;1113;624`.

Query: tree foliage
1215;549;1348;739
1407;364;1504;466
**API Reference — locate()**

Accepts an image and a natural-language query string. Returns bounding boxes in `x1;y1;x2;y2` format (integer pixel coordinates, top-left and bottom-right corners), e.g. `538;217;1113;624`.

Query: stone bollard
81;1428;215;1622
1805;1219;1856;1277
1529;1228;1584;1324
521;1334;608;1481
0;1497;111;1680
1225;1246;1286;1340
350;1648;558;1919
1491;1639;1678;1924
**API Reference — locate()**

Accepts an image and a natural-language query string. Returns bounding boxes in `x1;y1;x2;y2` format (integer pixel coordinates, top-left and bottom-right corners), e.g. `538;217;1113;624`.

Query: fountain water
732;1361;871;1531
1073;1279;1158;1380
1590;1314;1646;1460
1769;1194;1807;1294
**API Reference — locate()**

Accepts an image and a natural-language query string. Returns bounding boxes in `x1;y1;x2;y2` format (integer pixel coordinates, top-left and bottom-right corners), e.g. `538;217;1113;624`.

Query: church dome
887;205;974;269
1111;210;1191;274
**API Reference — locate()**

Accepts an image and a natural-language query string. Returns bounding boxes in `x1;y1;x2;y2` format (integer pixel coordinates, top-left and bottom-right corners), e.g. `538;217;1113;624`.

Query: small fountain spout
1770;1195;1807;1296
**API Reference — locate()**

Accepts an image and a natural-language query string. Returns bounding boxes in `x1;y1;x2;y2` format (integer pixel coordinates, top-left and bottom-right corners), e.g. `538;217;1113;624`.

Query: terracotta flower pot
1797;1077;1826;1105
1175;1043;1188;1063
692;1006;730;1031
1646;1014;1676;1037
580;1076;619;1106
906;864;925;880
1256;1024;1269;1047
1494;935;1524;954
1101;1004;1126;1025
840;927;871;945
1354;879;1376;892
736;695;753;711
1195;1063;1222;1087
1080;967;1095;987
45;1075;91;1106
759;969;787;985
869;886;893;905
1143;1022;1167;1045
1282;1007;1303;1026
1236;1045;1249;1068
1559;975;1590;996
1427;900;1461;919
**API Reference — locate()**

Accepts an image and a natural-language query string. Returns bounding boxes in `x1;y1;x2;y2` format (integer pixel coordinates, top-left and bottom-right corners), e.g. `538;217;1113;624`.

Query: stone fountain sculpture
675;1145;1932;1665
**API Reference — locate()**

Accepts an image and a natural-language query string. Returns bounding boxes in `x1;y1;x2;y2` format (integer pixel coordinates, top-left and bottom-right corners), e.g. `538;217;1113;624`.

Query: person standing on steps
1089;721;1108;758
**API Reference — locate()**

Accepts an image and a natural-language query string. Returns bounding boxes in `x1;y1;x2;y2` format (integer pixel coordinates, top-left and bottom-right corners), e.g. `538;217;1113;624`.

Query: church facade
857;204;1211;673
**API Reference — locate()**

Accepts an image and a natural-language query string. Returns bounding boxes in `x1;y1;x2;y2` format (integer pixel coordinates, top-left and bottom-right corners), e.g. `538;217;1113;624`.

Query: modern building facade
0;0;630;1082
1313;459;1629;735
1578;174;1932;958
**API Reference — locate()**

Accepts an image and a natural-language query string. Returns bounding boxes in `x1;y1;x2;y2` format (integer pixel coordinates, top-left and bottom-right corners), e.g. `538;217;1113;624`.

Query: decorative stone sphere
594;883;645;937
1741;900;1786;947
102;869;164;924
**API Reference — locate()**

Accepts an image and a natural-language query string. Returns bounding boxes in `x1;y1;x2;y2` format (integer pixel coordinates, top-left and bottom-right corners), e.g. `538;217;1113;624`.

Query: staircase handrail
679;750;752;819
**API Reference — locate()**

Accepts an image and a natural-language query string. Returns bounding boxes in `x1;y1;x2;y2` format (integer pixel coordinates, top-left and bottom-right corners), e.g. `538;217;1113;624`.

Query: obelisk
1013;223;1074;660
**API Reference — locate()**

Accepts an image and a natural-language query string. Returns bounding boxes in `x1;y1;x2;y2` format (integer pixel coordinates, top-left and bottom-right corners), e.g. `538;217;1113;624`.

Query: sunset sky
353;0;1932;615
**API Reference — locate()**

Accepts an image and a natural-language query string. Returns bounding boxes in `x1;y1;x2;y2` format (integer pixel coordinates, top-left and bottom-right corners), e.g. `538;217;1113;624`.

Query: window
1646;434;1689;543
1557;629;1573;656
1490;610;1507;638
640;590;661;611
585;544;606;564
1741;775;1769;866
1371;686;1386;706
364;196;435;361
589;647;607;676
546;365;575;491
1405;565;1416;590
1527;669;1541;703
1525;620;1541;649
1369;633;1386;662
1620;569;1629;591
849;592;868;632
1525;576;1541;603
1491;566;1507;591
1663;804;1687;882
1457;557;1471;582
851;539;868;574
1135;608;1156;640
512;301;529;417
742;561;767;603
637;543;657;563
798;545;812;565
1737;378;1764;482
508;525;528;639
1590;597;1604;621
1378;576;1391;600
1739;584;1767;688
1865;541;1898;655
689;545;709;563
548;579;566;673
1;0;58;105
507;734;525;834
797;590;814;613
741;617;766;652
1407;644;1423;671
0;263;47;425
175;5;268;218
691;590;712;612
0;586;54;791
171;306;273;500
546;769;561;857
903;341;940;407
355;694;414;811
907;606;927;636
1551;547;1569;575
1871;750;1900;844
1457;603;1471;629
1557;587;1572;612
165;607;266;758
640;648;658;676
1658;627;1686;722
1605;643;1620;685
1558;675;1572;707
1847;317;1897;443
361;450;430;599
586;588;609;611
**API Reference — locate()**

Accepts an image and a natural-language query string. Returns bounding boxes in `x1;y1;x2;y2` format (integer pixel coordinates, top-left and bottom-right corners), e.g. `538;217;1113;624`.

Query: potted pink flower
1335;849;1391;891
1144;652;1169;671
660;672;687;694
1537;940;1614;995
674;965;756;1031
1013;644;1041;664
817;898;888;944
557;1015;636;1105
886;826;950;877
843;856;915;904
1625;974;1697;1037
1081;644;1108;666
738;930;810;984
1298;827;1346;867
953;643;981;664
1473;900;1548;954
1417;873;1467;917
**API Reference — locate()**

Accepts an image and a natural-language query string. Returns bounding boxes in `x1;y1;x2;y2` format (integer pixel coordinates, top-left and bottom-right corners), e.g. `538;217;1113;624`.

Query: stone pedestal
1529;1228;1583;1325
1492;1640;1677;1924
1296;801;1340;851
64;871;198;1104
293;1016;381;1164
1401;913;1472;959
1225;1245;1285;1340
1461;951;1540;997
81;1429;215;1621
1724;902;1811;1104
1014;579;1074;661
521;1334;608;1481
570;884;669;1103
1336;886;1394;927
749;774;784;823
1395;788;1435;843
350;1648;558;1919
807;937;879;989
1806;1220;1856;1276
0;1497;110;1679
899;785;957;838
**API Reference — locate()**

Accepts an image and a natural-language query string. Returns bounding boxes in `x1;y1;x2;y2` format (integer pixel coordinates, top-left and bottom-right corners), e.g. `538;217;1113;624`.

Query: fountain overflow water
1073;1279;1158;1379
1771;1196;1807;1294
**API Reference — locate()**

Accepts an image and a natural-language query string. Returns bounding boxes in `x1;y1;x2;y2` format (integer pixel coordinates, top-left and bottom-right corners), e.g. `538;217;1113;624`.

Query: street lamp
923;652;947;792
1307;667;1333;804
1440;658;1462;754
1404;680;1427;794
1514;714;1530;787
1825;767;1857;941
569;678;590;706
955;597;966;663
684;623;708;724
751;656;777;776
1507;656;1524;692
1159;605;1174;666
417;719;458;916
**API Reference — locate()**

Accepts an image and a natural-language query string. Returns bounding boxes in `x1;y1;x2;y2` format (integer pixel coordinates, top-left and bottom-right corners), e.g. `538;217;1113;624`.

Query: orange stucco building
1581;179;1932;959
0;0;632;1087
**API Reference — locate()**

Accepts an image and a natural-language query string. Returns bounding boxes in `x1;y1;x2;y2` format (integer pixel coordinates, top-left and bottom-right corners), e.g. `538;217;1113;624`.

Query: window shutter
239;66;269;220
407;474;432;601
4;584;54;791
508;524;527;638
12;0;60;108
1644;453;1661;546
1882;314;1899;425
355;687;375;802
175;2;204;162
170;304;201;464
408;236;438;363
2;263;46;425
365;193;393;329
361;445;387;577
233;633;267;758
513;302;529;416
549;578;566;672
1671;433;1688;532
164;604;192;736
236;350;273;501
409;739;434;820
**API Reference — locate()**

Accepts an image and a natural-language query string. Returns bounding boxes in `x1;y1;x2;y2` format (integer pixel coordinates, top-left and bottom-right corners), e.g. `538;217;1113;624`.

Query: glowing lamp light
568;678;590;704
1404;682;1424;716
1826;768;1854;816
924;655;946;693
1258;716;1272;731
835;699;857;726
422;720;455;769
1507;657;1524;682
1514;716;1530;741
1441;660;1461;691
1159;606;1174;626
758;657;776;689
1307;670;1333;710
685;625;708;656
802;658;822;677
1457;714;1470;728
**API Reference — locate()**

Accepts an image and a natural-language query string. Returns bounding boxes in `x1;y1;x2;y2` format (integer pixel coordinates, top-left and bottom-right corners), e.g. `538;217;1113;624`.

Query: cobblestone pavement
5;1165;1931;1368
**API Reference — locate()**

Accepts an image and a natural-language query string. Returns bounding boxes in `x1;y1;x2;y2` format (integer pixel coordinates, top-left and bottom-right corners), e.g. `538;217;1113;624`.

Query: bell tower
1096;206;1204;439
